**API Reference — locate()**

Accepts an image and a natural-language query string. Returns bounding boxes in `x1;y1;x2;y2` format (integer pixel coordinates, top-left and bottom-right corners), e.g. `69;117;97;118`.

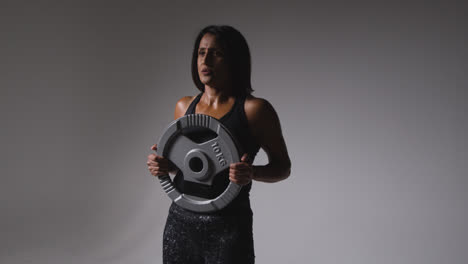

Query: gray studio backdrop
1;1;467;264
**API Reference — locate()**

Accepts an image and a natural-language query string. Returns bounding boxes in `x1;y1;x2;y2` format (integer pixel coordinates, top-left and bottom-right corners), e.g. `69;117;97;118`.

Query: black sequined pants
163;203;255;264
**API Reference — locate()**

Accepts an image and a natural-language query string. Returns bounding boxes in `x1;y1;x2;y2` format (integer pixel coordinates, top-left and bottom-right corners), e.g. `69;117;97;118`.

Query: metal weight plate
156;114;242;212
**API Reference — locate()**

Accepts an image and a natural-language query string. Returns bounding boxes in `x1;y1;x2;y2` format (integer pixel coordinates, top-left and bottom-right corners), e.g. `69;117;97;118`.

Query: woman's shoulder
243;95;282;144
244;95;276;121
174;95;198;119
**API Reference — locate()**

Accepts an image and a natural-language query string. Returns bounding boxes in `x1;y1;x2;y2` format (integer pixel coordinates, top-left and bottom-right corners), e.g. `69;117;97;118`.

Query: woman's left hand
229;153;254;186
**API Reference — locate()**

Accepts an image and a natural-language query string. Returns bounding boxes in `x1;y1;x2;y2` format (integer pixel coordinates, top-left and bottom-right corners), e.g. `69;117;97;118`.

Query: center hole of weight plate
189;157;204;173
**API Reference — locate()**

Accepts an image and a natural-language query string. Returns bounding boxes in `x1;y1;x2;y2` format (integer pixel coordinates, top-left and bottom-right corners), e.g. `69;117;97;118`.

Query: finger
229;174;241;184
149;154;165;162
241;153;249;162
229;174;251;185
229;170;252;180
148;160;169;168
148;157;168;164
230;162;243;169
242;153;254;164
229;169;252;175
154;155;169;162
148;164;169;171
151;144;157;151
230;162;251;170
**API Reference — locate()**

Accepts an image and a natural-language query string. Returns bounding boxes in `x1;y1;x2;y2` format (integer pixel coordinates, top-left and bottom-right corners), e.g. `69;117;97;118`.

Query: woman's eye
198;50;223;57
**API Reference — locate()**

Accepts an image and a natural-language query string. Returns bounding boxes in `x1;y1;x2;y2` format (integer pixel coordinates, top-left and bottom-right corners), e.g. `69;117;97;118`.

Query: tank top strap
232;94;247;116
184;92;203;116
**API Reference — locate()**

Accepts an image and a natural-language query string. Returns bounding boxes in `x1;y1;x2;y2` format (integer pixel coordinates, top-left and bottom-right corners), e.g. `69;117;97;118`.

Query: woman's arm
245;97;291;183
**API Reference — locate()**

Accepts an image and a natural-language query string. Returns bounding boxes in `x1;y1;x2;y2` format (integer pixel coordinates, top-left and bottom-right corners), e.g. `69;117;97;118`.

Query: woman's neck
202;85;234;105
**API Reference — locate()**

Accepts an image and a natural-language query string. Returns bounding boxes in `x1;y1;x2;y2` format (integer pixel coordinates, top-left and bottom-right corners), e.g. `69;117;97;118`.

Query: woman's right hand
147;144;172;177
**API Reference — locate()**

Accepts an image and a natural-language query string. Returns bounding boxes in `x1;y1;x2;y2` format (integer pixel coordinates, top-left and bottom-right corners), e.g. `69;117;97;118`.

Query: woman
147;25;291;264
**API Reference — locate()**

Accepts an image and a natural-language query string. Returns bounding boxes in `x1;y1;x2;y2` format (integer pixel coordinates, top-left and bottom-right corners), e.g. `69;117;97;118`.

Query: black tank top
173;92;261;214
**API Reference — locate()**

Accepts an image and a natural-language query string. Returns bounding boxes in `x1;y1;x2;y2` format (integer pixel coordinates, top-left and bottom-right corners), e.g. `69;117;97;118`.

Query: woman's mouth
201;67;212;75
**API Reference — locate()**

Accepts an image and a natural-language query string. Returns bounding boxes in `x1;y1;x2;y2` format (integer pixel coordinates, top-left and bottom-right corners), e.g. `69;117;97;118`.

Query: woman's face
197;33;230;89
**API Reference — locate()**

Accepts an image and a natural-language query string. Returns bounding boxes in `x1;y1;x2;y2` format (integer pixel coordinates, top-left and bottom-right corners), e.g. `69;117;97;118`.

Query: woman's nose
201;52;213;64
